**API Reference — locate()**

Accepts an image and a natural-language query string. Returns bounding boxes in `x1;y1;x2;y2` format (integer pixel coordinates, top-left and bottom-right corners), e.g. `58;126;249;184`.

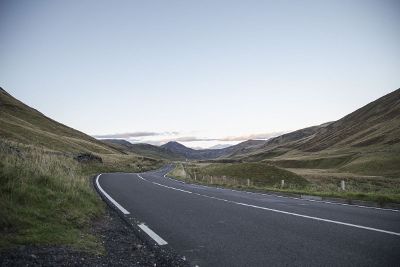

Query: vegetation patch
270;155;356;169
172;162;309;188
0;140;163;250
169;162;400;205
340;154;400;178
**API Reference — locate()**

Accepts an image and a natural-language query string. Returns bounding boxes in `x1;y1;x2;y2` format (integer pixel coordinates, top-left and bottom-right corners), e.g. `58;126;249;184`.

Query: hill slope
0;88;163;251
227;88;400;177
299;89;400;151
0;88;118;154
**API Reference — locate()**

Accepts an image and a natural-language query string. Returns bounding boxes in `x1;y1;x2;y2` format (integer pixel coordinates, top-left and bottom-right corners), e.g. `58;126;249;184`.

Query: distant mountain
0;87;119;154
161;141;196;158
103;139;183;160
209;144;233;149
160;140;267;160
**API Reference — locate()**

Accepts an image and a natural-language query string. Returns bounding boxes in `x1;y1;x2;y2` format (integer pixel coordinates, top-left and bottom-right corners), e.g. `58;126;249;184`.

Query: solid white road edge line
138;174;192;193
98;173;168;246
152;181;193;194
96;174;130;215
138;223;168;245
194;193;400;237
139;174;400;237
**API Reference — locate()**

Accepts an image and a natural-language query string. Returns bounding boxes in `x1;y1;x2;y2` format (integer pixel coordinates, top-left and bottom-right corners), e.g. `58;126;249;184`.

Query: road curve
97;166;400;266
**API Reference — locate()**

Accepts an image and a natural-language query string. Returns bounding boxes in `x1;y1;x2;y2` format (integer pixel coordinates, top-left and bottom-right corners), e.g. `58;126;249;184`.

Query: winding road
96;166;400;266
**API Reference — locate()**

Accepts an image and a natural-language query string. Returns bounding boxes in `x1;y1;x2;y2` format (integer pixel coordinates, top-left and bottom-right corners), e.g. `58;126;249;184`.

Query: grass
339;152;400;178
168;162;400;205
0;139;163;251
269;154;356;169
171;162;309;188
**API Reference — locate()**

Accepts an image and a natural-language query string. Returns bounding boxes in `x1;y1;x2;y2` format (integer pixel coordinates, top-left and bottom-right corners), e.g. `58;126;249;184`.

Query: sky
1;0;399;148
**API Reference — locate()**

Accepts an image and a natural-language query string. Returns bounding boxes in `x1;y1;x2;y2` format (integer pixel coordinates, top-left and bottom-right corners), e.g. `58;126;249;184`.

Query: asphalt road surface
96;166;400;266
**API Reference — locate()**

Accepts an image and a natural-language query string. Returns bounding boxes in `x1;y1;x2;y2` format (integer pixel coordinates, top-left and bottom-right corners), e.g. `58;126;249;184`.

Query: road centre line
138;223;168;245
139;173;400;237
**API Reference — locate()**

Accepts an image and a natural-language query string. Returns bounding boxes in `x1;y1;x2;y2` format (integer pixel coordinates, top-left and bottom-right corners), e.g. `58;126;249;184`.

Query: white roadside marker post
341;180;346;191
281;179;285;188
247;178;250;187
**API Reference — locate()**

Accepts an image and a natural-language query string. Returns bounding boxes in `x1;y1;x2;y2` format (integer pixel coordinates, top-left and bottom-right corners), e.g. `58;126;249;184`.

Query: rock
74;153;103;163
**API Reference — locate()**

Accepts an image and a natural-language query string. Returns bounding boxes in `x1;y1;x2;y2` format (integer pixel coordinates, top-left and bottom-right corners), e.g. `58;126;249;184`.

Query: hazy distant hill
209;144;233;149
0;88;120;154
102;139;183;160
160;140;266;160
157;139;265;160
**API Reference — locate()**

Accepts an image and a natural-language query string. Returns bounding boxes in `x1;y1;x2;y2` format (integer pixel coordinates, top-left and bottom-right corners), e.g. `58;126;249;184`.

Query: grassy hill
166;89;400;204
0;88;120;154
0;88;163;250
225;89;400;178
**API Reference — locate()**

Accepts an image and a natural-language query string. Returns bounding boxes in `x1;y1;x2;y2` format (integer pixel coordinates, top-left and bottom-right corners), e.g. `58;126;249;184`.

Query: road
96;166;400;266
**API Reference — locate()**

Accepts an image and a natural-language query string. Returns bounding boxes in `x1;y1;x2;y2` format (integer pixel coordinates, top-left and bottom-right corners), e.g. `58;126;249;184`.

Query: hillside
223;123;331;161
226;88;400;177
0;88;163;250
0;88;119;154
299;89;400;151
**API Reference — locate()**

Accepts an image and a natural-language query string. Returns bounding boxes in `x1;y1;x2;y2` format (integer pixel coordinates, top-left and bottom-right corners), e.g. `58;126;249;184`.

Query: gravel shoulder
0;207;188;266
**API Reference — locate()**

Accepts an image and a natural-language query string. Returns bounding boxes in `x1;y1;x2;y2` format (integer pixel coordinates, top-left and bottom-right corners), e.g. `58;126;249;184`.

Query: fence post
281;179;285;188
341;180;345;190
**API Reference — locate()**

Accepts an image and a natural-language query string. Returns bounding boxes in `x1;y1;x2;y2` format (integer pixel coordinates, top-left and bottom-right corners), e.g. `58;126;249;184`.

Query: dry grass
0;139;163;250
168;162;400;204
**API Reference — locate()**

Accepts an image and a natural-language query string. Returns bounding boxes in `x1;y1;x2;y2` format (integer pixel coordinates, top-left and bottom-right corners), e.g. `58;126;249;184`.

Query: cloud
93;131;179;139
93;130;286;147
149;132;286;144
165;136;218;142
218;132;285;141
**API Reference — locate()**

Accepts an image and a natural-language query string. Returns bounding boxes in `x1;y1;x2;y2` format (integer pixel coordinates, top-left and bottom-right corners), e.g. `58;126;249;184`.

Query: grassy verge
0;140;163;251
168;162;400;205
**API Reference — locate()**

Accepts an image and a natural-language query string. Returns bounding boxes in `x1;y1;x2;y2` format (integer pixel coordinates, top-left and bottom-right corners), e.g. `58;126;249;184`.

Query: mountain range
1;87;399;177
105;88;400;177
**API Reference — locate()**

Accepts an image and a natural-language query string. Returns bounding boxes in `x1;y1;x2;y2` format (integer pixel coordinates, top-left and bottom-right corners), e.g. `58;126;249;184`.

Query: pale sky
1;0;399;148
